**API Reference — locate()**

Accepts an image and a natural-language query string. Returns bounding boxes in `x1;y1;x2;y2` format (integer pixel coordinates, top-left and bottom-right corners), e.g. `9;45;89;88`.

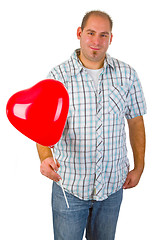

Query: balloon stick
52;151;69;208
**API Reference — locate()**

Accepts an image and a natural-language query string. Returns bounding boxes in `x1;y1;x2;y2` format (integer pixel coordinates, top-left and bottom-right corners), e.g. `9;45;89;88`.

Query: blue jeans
52;182;123;240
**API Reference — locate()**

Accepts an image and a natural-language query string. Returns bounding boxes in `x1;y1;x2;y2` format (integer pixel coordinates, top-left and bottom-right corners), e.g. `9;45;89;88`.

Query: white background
0;0;159;239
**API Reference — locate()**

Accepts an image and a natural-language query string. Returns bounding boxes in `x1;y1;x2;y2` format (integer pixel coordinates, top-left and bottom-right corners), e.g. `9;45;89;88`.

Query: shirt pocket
108;85;127;115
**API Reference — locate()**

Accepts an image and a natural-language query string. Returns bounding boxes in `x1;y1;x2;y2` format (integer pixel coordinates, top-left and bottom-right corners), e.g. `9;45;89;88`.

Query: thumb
123;176;130;189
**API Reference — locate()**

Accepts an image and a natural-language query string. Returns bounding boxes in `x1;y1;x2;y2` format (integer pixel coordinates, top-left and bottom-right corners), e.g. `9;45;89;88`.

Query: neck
78;52;104;70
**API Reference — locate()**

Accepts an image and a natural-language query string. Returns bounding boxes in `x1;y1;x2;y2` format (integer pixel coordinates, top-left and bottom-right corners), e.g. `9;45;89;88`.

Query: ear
77;27;82;40
109;33;113;45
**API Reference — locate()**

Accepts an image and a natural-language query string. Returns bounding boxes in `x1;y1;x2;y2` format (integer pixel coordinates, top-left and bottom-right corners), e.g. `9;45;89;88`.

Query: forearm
127;116;146;173
123;116;146;189
36;143;53;163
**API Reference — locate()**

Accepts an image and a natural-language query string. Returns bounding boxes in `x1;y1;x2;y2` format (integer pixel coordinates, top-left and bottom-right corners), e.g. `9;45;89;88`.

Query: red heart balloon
6;79;69;147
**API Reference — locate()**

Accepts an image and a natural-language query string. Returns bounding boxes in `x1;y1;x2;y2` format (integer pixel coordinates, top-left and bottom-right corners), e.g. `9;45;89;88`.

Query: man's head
77;10;113;69
81;10;113;32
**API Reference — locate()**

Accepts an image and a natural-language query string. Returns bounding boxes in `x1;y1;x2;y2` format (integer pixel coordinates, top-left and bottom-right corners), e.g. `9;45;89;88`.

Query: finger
123;179;137;189
48;157;60;171
50;171;62;182
49;159;59;172
41;165;62;182
123;177;131;189
56;159;61;168
47;161;61;181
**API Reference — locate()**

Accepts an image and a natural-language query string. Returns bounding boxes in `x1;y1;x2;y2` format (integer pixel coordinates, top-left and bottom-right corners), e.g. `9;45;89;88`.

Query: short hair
81;10;113;32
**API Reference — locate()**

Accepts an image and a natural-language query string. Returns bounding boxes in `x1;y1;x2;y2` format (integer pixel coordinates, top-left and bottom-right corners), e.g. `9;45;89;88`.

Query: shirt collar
105;53;115;69
69;49;83;77
69;49;114;77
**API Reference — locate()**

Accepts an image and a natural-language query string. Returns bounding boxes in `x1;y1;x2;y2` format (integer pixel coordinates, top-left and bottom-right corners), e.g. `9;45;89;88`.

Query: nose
93;35;101;46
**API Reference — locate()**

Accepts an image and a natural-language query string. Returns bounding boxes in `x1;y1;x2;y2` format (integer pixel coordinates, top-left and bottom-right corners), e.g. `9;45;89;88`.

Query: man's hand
123;168;143;189
40;157;62;182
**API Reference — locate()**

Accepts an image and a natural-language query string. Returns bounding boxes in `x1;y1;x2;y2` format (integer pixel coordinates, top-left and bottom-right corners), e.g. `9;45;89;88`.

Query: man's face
77;15;113;68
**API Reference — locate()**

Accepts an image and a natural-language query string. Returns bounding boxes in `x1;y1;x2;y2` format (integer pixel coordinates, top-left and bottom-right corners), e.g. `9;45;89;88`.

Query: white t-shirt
85;68;103;92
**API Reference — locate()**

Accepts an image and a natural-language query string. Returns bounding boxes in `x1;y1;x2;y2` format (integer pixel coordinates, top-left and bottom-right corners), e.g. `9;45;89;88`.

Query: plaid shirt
47;49;147;201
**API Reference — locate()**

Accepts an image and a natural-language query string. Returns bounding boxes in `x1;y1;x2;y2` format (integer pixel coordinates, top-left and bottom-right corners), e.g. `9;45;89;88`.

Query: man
37;10;146;240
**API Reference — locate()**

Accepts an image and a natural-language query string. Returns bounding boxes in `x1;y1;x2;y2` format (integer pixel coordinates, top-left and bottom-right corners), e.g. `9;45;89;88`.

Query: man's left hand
123;169;143;189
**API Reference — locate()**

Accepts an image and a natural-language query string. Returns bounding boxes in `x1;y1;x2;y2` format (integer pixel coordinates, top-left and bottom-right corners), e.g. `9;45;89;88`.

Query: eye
88;32;94;36
101;34;107;38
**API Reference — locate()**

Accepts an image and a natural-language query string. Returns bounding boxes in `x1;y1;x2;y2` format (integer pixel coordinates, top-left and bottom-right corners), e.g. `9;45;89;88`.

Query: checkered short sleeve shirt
47;49;147;201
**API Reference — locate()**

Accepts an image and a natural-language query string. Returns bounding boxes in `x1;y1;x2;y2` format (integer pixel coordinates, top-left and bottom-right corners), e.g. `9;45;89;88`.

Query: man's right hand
40;157;62;182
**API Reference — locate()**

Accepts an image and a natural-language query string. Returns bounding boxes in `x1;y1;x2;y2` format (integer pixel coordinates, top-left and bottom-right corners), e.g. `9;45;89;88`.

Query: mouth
90;47;100;51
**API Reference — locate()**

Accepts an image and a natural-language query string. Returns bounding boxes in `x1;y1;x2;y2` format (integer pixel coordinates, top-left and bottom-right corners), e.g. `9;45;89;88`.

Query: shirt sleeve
125;70;147;119
46;68;62;82
46;63;67;86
